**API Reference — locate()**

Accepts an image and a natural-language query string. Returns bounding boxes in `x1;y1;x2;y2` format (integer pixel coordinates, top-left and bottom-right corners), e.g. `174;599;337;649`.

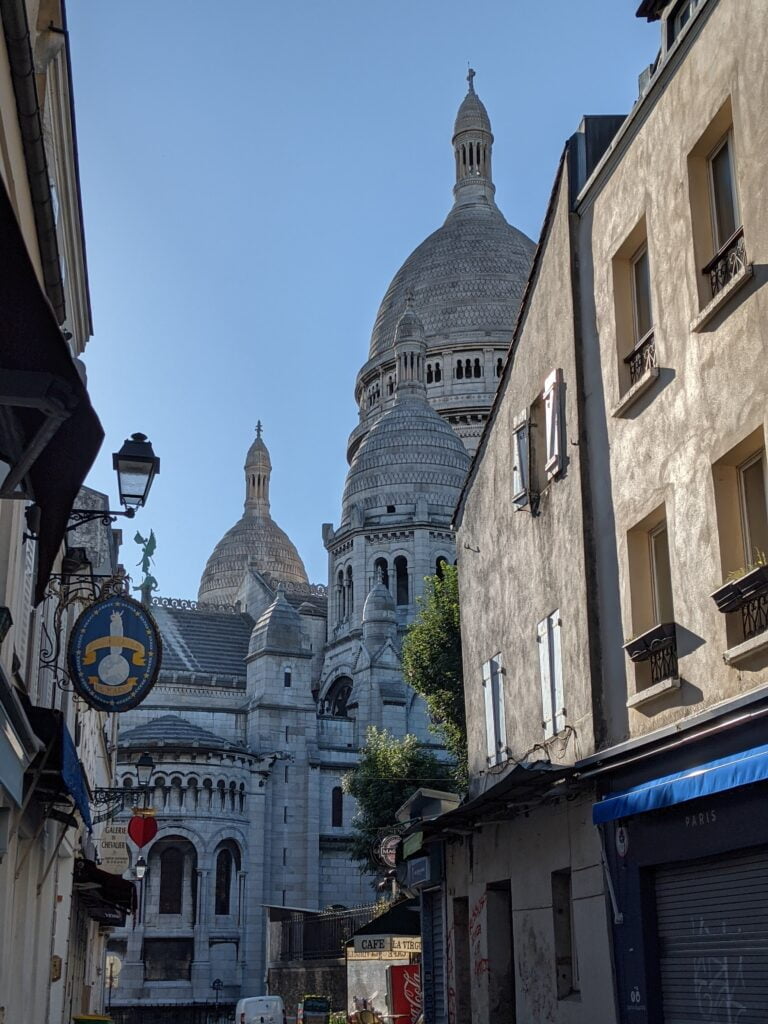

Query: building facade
0;2;123;1022
426;1;768;1023
108;76;534;1019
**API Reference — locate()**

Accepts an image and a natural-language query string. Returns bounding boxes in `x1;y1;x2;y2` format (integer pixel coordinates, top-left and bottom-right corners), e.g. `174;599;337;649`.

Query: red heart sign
127;815;158;848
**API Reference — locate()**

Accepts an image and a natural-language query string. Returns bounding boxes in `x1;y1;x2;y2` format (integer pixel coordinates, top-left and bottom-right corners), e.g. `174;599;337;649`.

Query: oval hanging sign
68;594;162;712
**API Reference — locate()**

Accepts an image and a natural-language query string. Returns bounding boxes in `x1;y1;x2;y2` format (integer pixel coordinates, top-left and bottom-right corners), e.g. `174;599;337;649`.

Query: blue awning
593;742;768;824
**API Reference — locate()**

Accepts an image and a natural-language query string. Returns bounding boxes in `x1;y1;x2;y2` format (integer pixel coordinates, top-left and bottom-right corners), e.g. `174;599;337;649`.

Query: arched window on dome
496;357;503;378
426;363;433;384
474;358;482;378
346;566;354;618
395;556;409;606
456;360;464;380
465;358;472;378
435;362;442;383
284;665;292;688
387;375;395;395
461;144;467;170
327;676;352;718
331;786;343;827
374;557;389;589
337;570;345;620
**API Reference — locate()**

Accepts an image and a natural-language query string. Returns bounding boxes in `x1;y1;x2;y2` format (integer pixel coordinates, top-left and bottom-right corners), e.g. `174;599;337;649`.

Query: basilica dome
367;72;534;362
198;426;308;606
343;308;471;525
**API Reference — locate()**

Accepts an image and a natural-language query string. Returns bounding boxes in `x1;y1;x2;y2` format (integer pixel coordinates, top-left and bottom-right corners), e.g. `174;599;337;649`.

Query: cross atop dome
256;420;263;439
467;66;476;93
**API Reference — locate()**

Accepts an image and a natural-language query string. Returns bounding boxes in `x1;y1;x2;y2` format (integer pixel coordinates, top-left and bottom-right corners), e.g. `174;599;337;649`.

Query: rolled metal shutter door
422;889;446;1024
655;845;768;1022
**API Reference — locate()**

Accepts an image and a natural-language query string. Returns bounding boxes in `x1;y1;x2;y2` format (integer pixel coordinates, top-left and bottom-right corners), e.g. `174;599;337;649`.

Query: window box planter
623;622;678;686
623;621;676;662
711;565;768;614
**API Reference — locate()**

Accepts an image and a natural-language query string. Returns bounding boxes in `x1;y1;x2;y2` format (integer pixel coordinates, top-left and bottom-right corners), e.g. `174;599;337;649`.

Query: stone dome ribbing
342;393;471;523
367;203;534;360
453;89;492;137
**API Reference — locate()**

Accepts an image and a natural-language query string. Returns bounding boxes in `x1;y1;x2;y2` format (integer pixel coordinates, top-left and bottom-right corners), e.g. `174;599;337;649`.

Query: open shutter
537;617;554;738
491;655;507;758
543;369;564;478
512;409;530;506
550;612;565;733
482;660;496;763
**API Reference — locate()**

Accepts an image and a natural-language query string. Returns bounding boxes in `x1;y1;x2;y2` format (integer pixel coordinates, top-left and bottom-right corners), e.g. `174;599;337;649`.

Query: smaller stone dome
198;425;309;606
362;575;397;650
249;586;302;656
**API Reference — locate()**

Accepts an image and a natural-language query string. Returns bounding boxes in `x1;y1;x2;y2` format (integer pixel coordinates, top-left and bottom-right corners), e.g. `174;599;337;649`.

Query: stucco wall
457;156;596;792
578;0;768;744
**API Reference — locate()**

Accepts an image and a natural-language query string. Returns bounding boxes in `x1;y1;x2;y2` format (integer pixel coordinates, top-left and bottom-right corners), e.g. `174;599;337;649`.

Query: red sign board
388;965;421;1024
127;815;157;848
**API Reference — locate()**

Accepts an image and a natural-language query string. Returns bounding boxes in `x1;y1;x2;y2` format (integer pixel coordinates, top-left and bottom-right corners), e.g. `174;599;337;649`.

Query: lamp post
64;432;160;532
92;751;156;819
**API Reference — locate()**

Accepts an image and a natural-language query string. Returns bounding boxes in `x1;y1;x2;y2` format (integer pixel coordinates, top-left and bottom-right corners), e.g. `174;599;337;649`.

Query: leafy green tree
401;565;467;785
343;727;457;873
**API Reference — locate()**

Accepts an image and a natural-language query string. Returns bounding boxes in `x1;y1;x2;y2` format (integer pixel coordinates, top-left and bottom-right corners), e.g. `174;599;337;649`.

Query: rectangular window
283;805;288;824
482;654;507;765
668;0;699;45
552;870;579;1000
709;133;739;250
631;245;653;342
738;451;768;564
537;612;564;739
512;410;530;506
543;369;565;479
649;521;675;625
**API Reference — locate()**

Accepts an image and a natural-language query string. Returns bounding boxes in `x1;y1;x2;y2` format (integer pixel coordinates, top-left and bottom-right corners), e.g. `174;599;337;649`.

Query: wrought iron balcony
711;564;768;642
623;622;678;685
623;329;657;387
702;226;747;298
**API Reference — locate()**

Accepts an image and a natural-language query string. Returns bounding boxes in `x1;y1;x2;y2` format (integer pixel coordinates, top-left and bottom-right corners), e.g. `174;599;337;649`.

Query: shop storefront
594;724;768;1024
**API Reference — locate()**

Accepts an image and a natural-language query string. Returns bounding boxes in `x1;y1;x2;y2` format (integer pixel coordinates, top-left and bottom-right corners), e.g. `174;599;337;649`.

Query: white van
235;995;286;1024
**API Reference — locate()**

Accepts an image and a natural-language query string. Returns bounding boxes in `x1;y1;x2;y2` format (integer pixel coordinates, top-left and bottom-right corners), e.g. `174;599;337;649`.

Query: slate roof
151;603;253;678
119;714;241;752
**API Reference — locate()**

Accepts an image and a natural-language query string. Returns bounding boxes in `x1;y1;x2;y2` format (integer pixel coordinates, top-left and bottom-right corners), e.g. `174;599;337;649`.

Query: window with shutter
543;370;564;478
482;660;496;763
538;611;565;738
482;655;506;764
512;410;530;506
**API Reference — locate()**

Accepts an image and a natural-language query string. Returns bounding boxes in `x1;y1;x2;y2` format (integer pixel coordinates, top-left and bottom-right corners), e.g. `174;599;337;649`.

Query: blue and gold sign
68;595;162;712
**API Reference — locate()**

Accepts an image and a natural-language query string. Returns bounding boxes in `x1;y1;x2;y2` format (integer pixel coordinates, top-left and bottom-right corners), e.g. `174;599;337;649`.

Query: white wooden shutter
537;617;554;738
550;612;565;733
482;660;496;763
491;655;507;758
543;369;564;479
512;409;530;506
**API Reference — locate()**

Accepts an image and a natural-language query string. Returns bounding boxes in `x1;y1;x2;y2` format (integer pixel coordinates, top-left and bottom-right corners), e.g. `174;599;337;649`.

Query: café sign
352;935;421;955
68;595;161;712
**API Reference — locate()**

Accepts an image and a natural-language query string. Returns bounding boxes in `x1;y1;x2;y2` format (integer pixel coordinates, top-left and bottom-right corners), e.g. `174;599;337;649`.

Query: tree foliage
343;727;457;873
401;565;467;785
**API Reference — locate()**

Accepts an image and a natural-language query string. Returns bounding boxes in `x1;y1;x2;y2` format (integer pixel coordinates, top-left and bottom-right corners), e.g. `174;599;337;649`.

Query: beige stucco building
420;1;768;1023
0;3;126;1022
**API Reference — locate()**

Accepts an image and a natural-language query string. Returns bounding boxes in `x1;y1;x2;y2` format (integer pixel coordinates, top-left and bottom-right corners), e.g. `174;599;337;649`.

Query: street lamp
64;432;160;532
113;433;160;510
135;856;147;880
136;752;155;789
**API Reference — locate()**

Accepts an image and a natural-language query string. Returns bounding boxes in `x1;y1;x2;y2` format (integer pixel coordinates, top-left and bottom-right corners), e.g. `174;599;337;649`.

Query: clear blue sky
68;1;658;599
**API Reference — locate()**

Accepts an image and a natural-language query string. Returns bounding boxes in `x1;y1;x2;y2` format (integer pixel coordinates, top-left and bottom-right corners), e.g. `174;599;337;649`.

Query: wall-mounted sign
378;835;401;868
353;935;421;954
68;595;161;712
615;824;629;858
99;822;130;874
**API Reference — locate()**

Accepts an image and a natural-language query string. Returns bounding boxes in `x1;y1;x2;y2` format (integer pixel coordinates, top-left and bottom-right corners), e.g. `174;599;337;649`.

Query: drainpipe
0;0;66;324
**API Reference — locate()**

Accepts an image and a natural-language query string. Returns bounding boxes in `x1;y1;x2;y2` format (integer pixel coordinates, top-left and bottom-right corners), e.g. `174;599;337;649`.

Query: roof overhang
421;760;577;839
0;174;103;602
636;0;667;20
